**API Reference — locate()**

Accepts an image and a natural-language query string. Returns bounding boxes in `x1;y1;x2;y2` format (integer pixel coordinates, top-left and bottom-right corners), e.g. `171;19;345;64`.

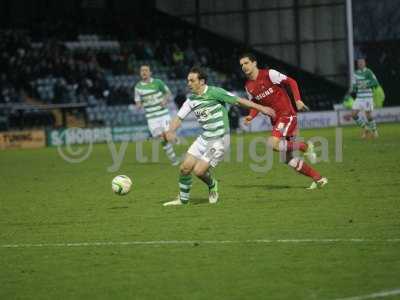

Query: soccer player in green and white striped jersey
134;65;178;165
351;58;379;138
163;67;275;206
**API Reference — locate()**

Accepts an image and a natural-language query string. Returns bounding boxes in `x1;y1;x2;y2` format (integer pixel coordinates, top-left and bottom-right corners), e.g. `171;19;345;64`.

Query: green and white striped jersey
177;85;239;140
134;78;171;120
352;68;379;101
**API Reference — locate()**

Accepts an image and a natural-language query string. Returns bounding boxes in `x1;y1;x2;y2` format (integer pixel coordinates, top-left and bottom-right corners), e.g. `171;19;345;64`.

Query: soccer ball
112;175;132;195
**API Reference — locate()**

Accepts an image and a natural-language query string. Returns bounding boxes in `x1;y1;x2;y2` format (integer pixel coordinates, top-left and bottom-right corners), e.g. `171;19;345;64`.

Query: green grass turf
1;124;400;300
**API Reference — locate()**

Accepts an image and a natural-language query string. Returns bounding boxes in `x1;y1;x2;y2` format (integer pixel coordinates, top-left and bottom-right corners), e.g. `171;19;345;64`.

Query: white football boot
208;180;219;204
163;195;187;206
307;177;328;190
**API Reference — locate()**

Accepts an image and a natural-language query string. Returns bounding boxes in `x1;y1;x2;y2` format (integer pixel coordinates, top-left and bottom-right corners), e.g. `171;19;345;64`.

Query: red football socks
287;157;321;181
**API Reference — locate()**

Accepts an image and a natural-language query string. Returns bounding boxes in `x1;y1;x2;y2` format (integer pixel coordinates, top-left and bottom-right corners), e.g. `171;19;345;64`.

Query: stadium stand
0;11;348;130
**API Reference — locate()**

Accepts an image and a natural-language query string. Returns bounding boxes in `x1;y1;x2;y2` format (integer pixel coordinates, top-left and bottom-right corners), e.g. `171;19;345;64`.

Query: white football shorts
147;115;171;137
187;134;230;168
352;97;374;111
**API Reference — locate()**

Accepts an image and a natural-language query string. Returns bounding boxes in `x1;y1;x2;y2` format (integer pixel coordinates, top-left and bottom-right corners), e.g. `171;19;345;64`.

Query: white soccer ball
112;175;132;195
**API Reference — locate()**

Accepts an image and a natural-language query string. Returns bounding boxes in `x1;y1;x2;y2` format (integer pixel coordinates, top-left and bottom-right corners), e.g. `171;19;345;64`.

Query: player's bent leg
269;135;308;153
196;137;228;204
286;156;327;189
159;133;179;166
365;111;378;138
163;154;197;206
193;160;219;204
193;160;213;189
180;153;197;174
151;117;178;166
178;154;196;203
269;135;315;163
192;159;211;178
352;109;368;138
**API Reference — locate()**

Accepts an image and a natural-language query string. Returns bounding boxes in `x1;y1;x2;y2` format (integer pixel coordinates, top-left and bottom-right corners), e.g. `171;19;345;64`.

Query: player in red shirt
239;53;328;189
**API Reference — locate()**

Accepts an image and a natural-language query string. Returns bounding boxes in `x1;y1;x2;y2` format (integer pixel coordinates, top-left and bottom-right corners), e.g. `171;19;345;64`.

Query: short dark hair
140;64;151;70
189;66;208;83
239;52;257;62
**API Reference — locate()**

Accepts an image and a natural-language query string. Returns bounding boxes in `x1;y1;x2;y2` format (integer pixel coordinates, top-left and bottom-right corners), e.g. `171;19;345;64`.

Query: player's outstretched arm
237;97;276;118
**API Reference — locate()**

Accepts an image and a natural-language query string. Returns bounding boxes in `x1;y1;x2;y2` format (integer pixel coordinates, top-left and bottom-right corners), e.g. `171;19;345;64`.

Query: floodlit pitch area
1;124;399;300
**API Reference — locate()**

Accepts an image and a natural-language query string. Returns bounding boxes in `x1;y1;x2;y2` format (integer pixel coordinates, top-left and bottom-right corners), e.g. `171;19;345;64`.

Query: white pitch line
1;238;400;249
334;288;400;300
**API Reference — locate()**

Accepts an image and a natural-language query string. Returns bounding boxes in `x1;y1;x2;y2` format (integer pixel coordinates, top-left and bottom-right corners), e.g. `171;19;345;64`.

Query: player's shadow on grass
233;184;304;190
190;197;211;205
158;197;209;205
109;206;129;209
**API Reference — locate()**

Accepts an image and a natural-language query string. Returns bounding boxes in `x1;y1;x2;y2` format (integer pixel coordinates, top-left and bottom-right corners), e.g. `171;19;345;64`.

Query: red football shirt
245;69;301;123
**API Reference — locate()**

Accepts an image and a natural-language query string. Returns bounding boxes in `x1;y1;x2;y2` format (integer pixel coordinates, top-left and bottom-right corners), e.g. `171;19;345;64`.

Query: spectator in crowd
0;24;243;110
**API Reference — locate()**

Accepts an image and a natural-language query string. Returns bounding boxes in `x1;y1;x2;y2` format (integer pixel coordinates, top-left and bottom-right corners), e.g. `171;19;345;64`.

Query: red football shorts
271;115;298;138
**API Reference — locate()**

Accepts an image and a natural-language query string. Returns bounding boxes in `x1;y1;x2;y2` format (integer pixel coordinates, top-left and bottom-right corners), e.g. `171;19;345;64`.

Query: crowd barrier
0;130;46;149
1;107;399;149
240;107;400;133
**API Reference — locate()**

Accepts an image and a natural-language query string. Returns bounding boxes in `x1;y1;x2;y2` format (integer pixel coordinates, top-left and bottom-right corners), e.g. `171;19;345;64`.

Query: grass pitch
1;124;400;300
